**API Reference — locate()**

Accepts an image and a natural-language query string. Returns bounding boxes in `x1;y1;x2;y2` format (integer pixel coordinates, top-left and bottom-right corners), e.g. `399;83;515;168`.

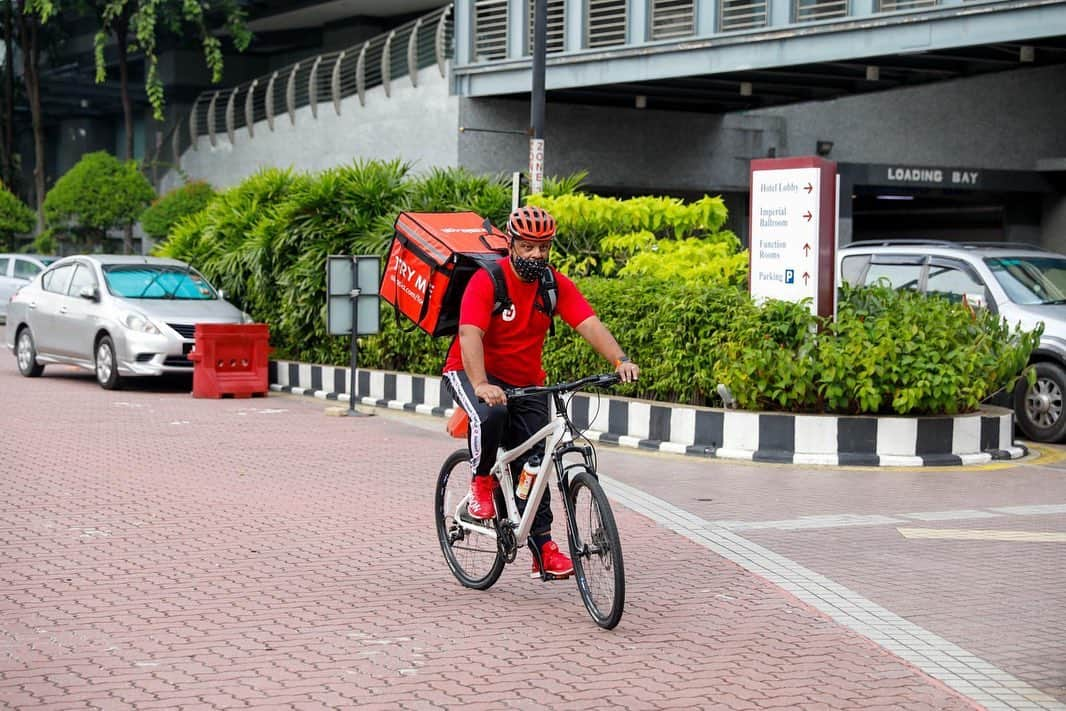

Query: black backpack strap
483;260;512;316
537;267;558;335
537;267;558;316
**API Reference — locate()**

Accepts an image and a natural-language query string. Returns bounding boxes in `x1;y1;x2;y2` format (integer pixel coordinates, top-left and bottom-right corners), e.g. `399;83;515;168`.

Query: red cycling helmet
506;206;556;243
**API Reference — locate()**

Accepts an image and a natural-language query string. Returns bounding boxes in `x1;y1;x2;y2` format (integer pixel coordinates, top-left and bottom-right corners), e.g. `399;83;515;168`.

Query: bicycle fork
553;444;598;574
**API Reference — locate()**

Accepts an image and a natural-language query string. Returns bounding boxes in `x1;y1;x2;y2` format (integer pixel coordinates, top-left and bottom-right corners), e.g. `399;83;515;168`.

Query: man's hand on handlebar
475;382;507;406
615;359;640;384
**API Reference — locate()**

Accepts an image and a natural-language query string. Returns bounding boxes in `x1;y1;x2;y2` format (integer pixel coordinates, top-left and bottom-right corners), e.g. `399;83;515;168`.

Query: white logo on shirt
501;305;516;322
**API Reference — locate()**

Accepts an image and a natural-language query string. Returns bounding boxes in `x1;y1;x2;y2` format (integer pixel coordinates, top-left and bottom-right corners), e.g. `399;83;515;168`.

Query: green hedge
140;180;217;241
358;280;1037;414
712;284;1040;415
154;160;1036;415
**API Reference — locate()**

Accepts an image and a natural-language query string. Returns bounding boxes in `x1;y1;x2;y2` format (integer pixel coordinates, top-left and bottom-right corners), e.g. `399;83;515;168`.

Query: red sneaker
531;540;574;579
467;475;496;519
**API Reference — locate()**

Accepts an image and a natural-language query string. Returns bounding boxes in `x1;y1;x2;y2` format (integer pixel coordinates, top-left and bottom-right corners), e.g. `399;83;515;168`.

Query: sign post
327;255;381;416
529;0;547;195
748;156;837;318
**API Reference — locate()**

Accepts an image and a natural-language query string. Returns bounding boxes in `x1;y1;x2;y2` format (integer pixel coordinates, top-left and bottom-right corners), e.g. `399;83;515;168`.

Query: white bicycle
434;373;626;629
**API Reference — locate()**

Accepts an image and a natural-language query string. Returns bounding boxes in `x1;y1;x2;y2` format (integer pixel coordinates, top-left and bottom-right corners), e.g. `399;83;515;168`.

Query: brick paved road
0;357;1061;710
595;440;1066;708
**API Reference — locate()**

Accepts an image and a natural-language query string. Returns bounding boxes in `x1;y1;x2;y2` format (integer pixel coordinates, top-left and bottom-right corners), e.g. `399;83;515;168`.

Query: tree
92;0;252;161
1;1;15;190
0;182;34;248
43;150;154;252
13;0;61;233
139;179;214;241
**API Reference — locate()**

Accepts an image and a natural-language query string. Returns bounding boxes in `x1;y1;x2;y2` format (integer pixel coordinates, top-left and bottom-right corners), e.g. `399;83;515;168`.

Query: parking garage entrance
838;162;1055;246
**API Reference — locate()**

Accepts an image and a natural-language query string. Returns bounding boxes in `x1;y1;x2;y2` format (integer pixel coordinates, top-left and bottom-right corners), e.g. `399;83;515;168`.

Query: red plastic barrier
188;323;271;399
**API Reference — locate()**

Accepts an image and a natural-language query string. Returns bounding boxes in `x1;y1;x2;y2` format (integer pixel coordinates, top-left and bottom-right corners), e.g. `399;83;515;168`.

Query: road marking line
707;503;1066;532
600;475;1066;711
899;527;1066;542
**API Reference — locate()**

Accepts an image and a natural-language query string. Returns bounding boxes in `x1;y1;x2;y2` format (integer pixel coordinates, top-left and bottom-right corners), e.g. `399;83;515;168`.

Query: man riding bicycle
443;205;640;579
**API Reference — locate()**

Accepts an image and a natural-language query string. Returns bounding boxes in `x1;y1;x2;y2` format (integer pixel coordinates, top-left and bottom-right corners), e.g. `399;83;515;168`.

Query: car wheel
1014;361;1066;443
15;328;44;377
95;335;122;390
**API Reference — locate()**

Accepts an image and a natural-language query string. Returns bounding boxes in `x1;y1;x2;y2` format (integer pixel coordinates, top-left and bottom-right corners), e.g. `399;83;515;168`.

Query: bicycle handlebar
505;373;620;399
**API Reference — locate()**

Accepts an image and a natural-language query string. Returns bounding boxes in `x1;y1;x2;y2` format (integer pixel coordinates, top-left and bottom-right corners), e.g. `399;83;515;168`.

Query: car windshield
985;256;1066;305
103;264;218;300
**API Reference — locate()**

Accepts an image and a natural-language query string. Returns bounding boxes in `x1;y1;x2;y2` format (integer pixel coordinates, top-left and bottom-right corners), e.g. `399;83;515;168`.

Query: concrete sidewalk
1;357;1063;710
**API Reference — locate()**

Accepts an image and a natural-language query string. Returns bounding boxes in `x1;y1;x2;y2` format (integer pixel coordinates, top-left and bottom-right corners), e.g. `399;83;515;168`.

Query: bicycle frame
452;410;567;546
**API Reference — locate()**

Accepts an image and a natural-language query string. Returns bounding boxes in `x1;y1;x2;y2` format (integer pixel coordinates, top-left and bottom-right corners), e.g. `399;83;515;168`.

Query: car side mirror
217;289;225;299
79;285;99;301
963;292;986;309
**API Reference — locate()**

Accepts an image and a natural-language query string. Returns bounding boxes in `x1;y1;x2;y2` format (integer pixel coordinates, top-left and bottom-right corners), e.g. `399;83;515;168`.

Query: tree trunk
115;10;134;253
14;3;44;234
115;12;132;161
2;1;14;192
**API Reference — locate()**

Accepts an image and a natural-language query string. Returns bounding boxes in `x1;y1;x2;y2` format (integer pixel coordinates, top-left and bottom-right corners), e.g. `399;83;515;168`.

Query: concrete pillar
454;0;474;65
1043;193;1066;252
769;0;792;26
850;0;875;18
696;0;718;35
627;0;649;44
56;119;112;177
565;0;585;51
508;0;530;58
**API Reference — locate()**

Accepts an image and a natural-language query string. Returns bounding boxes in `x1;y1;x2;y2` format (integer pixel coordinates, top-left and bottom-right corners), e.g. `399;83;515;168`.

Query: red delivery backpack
381;212;510;337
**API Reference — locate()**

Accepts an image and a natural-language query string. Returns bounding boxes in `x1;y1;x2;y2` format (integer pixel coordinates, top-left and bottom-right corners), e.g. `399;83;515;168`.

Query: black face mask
512;254;549;282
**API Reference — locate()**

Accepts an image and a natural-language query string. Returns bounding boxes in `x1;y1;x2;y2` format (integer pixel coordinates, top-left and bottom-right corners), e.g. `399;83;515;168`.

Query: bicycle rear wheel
435;448;505;590
565;469;625;629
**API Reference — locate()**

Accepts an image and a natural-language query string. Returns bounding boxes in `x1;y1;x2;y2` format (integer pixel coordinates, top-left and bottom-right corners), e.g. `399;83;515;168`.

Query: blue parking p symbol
785;269;795;284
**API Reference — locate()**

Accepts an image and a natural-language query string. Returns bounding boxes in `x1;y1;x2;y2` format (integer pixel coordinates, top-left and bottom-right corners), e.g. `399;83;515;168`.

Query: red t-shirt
443;258;595;386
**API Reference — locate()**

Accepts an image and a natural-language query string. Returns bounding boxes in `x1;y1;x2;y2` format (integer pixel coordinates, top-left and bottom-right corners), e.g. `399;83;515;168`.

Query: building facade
62;0;1064;249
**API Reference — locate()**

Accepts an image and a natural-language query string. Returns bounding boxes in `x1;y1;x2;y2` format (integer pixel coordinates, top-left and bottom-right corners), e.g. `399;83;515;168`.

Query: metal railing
146;4;453;179
140;0;966;179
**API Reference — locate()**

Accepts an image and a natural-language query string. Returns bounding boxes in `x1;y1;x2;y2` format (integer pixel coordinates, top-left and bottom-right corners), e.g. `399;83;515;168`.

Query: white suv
838;240;1066;443
0;254;56;323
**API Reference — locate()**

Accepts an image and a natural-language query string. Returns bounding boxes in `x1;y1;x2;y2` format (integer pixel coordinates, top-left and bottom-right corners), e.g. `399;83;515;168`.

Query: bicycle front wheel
435;448;505;590
566;469;625;629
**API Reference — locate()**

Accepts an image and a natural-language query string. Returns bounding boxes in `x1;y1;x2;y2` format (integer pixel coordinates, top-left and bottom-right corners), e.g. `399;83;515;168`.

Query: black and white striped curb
269;360;1027;467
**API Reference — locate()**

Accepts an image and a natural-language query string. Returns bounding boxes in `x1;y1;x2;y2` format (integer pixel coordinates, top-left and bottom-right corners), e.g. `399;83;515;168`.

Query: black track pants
444;370;553;536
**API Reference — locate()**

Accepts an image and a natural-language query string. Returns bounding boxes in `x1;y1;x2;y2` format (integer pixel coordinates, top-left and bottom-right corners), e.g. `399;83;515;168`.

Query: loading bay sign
749;156;837;318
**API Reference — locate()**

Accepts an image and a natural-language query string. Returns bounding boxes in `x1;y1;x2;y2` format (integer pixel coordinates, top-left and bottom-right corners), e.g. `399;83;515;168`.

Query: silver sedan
5;254;251;389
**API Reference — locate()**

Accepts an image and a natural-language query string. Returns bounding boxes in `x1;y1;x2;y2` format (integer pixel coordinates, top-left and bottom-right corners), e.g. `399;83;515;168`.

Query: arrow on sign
803;243;811;257
803;211;813;222
802;272;810;285
804;182;813;194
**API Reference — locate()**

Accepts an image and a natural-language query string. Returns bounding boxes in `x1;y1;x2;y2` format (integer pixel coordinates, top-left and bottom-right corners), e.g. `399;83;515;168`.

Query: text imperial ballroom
759;206;787;229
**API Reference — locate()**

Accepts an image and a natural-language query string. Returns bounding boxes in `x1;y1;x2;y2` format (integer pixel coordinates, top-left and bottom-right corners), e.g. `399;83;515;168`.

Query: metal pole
529;0;547;195
346;257;370;417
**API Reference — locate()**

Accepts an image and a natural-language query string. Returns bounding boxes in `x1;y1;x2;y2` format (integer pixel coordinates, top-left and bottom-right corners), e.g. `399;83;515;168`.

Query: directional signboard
749;157;837;318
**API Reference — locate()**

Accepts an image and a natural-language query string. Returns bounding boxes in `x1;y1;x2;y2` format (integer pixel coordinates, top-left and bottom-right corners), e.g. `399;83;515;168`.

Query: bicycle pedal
458;503;493;524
